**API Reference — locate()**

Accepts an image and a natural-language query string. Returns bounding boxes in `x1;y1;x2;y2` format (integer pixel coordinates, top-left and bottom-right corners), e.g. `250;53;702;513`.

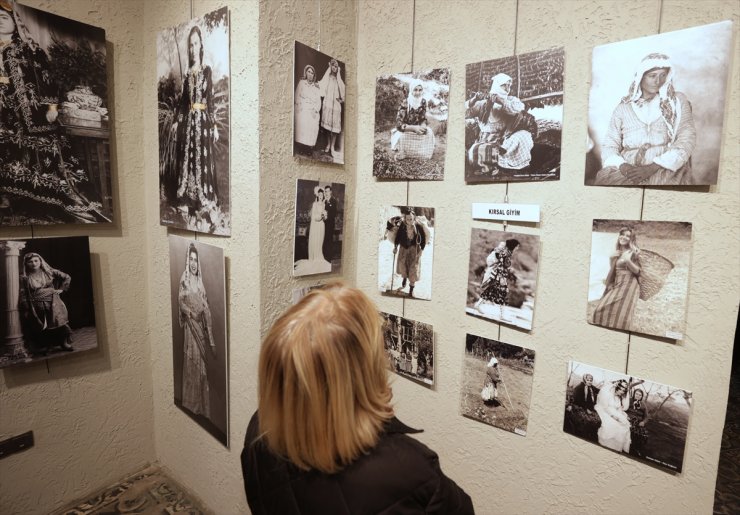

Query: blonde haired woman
241;282;473;514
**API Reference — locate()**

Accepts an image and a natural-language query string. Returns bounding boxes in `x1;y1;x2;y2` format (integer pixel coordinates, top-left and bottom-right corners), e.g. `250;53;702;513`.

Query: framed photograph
372;69;449;180
291;283;324;304
563;361;692;473
460;334;535;436
0;237;97;368
585;21;733;186
378;205;434;300
466;228;540;331
157;7;230;235
169;235;228;446
293;41;346;165
587;220;692;339
293;179;345;277
0;3;112;225
381;312;434;386
464;47;563;183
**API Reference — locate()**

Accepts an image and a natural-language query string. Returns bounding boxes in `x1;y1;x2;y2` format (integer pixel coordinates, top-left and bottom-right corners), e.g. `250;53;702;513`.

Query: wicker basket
638;249;674;301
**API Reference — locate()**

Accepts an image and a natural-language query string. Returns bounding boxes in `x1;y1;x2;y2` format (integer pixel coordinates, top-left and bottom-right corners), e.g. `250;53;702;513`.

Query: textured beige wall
0;1;155;513
355;1;739;514
143;1;261;514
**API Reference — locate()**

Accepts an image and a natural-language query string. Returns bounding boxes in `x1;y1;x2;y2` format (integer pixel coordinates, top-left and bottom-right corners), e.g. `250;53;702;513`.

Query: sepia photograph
464;47;563;183
291;283;324;304
293;179;345;277
563;361;692;473
293;41;346;165
466;228;540;331
373;69;449;180
460;334;535;436
158;7;230;235
0;237;97;368
378;205;434;300
585;21;733;186
587;219;692;339
0;2;113;225
169;235;228;446
381;312;434;386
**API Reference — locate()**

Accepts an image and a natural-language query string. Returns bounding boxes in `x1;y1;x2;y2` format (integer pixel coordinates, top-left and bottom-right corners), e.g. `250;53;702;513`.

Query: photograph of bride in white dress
169;235;228;446
293;179;345;277
563;361;692;473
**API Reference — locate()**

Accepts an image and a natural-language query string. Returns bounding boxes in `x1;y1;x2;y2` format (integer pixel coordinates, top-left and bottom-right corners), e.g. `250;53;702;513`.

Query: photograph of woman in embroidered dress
466;228;540;331
158;7;230;235
0;236;97;368
587;219;692;339
169;235;228;446
563;361;692;473
293;179;345;277
585;21;732;186
460;334;535;436
378;205;434;300
293;41;345;165
380;312;434;386
464;47;563;183
373;69;449;180
0;2;112;225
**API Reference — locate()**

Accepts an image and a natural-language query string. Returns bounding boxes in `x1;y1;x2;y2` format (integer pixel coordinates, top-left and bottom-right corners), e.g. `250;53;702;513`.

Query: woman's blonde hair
257;282;394;473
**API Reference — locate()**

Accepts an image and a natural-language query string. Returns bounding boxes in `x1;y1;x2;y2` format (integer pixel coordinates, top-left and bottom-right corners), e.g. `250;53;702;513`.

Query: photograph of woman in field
381;312;434;386
158;7;230;235
373;69;449;180
460;334;535;436
585;21;732;186
587;219;692;339
378;205;434;300
466;228;540;331
563;361;692;473
169;236;228;446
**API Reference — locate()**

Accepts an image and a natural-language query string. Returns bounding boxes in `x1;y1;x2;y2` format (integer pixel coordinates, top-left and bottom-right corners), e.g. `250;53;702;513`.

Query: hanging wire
317;0;321;51
402;0;417;318
190;0;193;19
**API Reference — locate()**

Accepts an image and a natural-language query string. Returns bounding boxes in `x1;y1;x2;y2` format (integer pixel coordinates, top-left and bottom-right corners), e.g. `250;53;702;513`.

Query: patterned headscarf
183;243;205;293
622;53;679;142
407;79;424;111
22;252;54;278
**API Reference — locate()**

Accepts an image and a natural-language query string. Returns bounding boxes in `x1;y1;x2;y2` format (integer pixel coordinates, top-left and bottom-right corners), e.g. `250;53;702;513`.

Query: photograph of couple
293;179;344;277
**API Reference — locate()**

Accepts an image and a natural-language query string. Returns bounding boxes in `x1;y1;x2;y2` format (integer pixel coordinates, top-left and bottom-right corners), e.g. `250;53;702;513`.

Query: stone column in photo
1;241;27;359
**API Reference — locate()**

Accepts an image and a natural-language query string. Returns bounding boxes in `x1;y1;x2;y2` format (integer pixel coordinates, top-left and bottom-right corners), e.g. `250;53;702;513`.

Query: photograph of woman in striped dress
590;227;641;331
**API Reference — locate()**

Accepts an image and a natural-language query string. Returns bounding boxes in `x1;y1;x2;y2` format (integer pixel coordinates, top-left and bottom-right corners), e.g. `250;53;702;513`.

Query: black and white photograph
460;334;535;436
291;283;324;304
587;219;692;339
585;21;733;187
378;205;434;300
466;228;540;331
158;7;230;235
0;2;113;225
381;312;434;386
372;69;449;180
0;237;97;368
563;361;692;473
464;47;563;183
293;179;345;277
169;235;228;446
293;41;346;165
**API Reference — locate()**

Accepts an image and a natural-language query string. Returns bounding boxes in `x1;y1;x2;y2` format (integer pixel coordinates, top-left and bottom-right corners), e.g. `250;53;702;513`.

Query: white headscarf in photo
489;73;512;97
622;53;680;142
487;357;498;367
318;59;345;102
407;79;424;111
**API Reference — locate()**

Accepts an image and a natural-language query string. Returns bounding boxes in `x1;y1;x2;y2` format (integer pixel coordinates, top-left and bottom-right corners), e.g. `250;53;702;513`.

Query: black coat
241;411;474;515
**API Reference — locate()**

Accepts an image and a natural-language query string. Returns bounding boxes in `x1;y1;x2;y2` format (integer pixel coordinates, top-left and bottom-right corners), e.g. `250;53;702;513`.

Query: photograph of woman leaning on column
157;7;230;235
587;219;692;340
585;21;732;186
168;236;228;446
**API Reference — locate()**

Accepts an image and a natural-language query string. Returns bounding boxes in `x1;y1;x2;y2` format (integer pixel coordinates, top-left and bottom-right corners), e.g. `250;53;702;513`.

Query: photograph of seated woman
391;80;435;161
241;283;473;514
594;379;631;453
591;53;696;186
591;227;640;331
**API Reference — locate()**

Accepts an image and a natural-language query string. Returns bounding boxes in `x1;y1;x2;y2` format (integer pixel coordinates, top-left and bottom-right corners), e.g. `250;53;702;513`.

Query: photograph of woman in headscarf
585;21;732;186
292;41;346;164
169;236;228;446
464;48;563;183
0;1;112;225
373;69;449;180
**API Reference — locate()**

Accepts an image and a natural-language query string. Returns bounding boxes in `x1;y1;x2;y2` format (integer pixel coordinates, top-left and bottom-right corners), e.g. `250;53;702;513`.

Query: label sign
472;203;540;223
